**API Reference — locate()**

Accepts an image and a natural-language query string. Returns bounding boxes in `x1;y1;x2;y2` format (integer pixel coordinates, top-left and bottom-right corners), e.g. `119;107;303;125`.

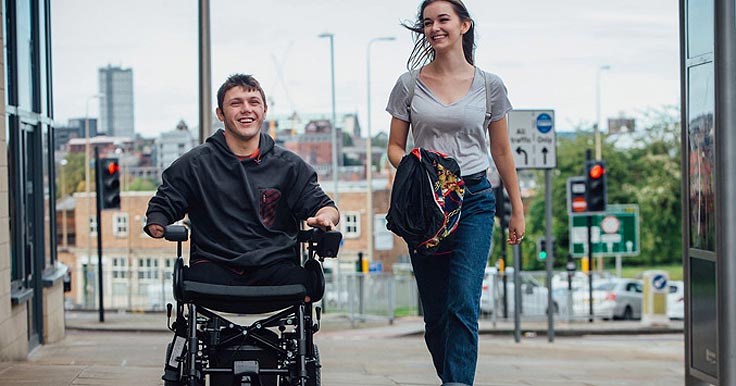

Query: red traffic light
589;164;605;179
106;161;120;175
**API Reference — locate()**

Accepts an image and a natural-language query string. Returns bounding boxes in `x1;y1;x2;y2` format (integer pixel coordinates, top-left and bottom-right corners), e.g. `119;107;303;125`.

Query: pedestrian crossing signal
537;238;555;262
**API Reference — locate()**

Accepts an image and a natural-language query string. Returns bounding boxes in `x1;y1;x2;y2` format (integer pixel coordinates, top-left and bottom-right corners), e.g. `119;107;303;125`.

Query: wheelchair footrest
233;360;260;376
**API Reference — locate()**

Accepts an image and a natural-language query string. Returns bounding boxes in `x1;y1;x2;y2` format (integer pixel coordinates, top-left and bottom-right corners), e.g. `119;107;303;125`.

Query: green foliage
516;106;682;270
617;263;684;281
56;153;88;198
127;177;159;191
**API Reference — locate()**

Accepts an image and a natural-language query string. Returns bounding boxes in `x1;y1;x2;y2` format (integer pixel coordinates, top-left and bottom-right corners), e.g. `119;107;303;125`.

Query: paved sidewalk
0;311;686;385
0;327;684;386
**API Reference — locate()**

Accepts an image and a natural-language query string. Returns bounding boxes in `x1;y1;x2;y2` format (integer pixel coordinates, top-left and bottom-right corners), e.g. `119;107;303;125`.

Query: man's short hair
216;74;267;111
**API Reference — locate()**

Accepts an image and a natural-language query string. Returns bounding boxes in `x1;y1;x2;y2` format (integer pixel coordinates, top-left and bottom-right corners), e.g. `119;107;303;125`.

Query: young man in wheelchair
145;74;340;386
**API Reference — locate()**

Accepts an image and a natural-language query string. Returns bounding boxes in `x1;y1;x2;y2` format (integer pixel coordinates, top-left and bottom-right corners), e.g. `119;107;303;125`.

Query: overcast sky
51;0;679;138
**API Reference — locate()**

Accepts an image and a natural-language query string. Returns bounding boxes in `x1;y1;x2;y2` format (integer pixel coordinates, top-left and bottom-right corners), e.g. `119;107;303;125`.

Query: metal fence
482;270;618;322
322;272;419;324
66;264;175;312
65;264;614;324
66;265;420;323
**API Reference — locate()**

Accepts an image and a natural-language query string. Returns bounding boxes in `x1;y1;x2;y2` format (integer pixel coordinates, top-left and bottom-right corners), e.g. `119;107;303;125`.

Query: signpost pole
513;243;522;343
587;215;594;322
545;169;554;342
506;110;556;339
585;150;594;323
497;182;509;319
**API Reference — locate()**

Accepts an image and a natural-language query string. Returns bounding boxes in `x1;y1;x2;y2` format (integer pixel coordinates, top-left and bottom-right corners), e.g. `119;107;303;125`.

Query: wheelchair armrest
164;225;189;242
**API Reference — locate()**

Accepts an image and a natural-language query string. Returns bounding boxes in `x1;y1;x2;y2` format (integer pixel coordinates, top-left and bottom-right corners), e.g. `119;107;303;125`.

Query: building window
343;212;360;238
112;257;127;279
138;258;159;280
89;216;97;235
112;213;128;237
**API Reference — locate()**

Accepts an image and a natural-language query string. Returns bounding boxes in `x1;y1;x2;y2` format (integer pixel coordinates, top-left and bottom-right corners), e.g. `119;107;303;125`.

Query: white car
667;280;684;320
570;278;643;320
481;267;555;316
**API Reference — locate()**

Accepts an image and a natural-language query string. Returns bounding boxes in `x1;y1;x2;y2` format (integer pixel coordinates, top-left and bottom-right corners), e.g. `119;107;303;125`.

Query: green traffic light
539;251;547;260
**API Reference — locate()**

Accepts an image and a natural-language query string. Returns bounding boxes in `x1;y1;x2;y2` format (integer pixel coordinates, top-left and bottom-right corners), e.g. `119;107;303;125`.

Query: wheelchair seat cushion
180;280;307;314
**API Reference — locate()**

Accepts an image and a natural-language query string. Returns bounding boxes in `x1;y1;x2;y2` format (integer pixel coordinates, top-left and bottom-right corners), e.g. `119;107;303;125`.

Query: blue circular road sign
536;113;553;134
652;274;668;291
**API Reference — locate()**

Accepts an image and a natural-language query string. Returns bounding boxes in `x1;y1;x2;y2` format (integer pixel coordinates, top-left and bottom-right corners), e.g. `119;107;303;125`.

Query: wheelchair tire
306;344;321;386
164;343;205;386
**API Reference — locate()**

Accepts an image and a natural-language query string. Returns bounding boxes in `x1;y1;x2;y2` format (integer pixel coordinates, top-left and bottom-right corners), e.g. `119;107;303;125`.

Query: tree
56;153;88;198
127;177;158;192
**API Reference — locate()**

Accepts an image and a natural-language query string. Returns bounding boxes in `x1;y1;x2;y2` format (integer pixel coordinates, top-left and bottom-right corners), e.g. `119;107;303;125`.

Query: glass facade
687;0;714;58
682;0;720;381
15;0;32;111
5;0;56;296
687;62;716;252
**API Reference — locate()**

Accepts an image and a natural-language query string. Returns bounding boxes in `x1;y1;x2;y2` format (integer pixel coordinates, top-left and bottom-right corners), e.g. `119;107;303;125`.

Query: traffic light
567;176;587;214
99;158;121;209
536;238;555;262
494;187;512;230
357;251;369;273
584;160;607;212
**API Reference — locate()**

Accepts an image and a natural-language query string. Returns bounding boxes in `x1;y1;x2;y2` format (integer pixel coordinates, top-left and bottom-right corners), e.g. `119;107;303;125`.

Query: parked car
571;278;643;320
481;267;556;316
667;280;684;320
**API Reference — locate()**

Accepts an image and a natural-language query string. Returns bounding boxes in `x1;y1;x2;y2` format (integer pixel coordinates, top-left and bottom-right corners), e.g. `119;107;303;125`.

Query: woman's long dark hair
402;0;476;70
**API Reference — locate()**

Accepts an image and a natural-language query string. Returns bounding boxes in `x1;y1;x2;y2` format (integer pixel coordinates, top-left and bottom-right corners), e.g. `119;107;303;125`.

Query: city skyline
52;0;679;138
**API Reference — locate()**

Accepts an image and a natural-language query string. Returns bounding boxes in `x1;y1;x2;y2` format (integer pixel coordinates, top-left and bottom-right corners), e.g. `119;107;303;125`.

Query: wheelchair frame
161;225;341;386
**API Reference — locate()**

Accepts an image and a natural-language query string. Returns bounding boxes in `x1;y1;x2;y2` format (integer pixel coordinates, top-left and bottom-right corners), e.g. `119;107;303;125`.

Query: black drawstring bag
386;148;464;255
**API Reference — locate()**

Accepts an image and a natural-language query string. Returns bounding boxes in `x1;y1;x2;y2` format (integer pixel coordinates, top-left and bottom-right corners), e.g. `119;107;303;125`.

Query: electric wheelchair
161;224;342;386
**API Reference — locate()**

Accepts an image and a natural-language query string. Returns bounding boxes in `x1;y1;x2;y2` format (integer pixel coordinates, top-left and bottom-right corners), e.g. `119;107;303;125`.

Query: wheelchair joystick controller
313;306;322;333
166;303;173;330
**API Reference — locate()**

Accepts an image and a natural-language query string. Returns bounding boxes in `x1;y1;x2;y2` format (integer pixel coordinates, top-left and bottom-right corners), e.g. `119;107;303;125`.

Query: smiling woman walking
385;1;525;385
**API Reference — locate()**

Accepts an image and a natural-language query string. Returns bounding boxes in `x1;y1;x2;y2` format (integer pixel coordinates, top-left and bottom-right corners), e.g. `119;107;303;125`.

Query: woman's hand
506;211;526;245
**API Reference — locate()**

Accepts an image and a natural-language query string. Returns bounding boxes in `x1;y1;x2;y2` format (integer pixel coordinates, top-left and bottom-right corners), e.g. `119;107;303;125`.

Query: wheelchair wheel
162;341;205;386
306;344;321;386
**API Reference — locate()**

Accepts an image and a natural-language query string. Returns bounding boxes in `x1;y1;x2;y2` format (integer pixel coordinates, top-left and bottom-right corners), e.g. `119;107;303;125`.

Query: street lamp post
115;147;133;311
366;36;395;262
595;65;611;160
85;93;102;308
594;65;610;274
318;32;339;207
198;0;212;144
60;158;68;249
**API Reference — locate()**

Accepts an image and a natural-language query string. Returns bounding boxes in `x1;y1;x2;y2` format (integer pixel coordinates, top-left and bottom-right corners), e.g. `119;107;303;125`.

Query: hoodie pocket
259;188;282;228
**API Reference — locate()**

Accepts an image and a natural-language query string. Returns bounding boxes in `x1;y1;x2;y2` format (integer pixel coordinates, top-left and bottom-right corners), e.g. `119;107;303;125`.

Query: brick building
63;182;408;311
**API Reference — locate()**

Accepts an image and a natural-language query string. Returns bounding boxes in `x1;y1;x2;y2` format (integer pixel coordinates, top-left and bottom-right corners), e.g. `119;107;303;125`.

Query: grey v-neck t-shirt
386;67;512;177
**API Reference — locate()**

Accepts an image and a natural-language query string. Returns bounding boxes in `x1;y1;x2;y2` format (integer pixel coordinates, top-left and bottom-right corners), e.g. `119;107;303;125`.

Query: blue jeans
410;176;495;386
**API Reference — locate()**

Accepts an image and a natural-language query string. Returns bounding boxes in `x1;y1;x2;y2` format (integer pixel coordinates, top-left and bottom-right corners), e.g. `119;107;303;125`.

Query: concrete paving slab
0;325;684;386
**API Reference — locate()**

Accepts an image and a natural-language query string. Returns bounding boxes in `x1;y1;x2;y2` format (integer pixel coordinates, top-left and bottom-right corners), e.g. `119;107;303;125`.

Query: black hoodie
145;129;336;268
